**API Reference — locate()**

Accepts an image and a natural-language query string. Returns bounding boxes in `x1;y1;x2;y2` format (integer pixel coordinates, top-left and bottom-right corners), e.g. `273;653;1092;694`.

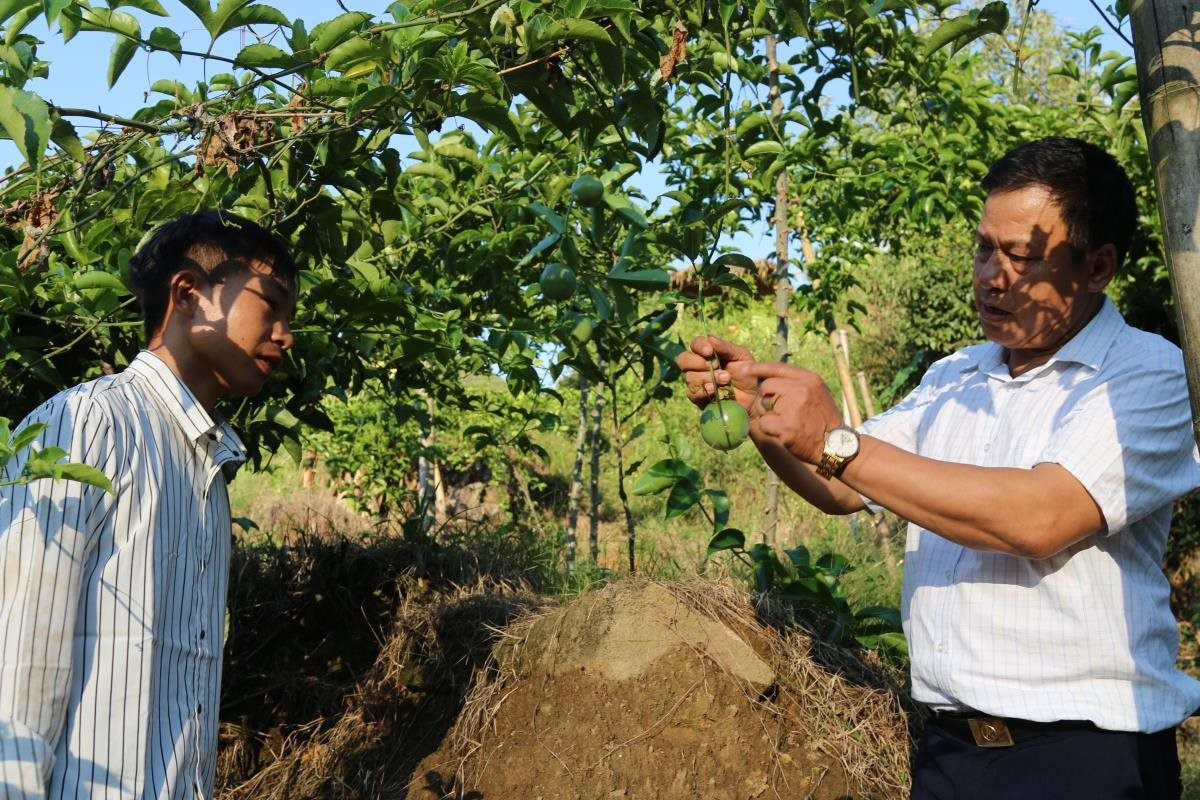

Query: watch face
828;428;859;458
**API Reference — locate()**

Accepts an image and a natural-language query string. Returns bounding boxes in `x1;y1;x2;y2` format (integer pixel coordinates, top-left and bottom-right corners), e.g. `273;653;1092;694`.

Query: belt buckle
967;718;1014;747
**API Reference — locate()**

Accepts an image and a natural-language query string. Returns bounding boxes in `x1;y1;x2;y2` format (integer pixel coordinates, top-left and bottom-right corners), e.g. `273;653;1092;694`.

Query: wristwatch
816;426;860;479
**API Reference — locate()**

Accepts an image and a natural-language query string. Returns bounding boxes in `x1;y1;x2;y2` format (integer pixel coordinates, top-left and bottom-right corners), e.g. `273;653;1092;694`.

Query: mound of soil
408;581;911;800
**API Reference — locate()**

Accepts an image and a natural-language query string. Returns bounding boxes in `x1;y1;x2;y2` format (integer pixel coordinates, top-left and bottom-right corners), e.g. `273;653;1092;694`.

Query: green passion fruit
539;263;577;301
699;400;750;451
570;175;605;207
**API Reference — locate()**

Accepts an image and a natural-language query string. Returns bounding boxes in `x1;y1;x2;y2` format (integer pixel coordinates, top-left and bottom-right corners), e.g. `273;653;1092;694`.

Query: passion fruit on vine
539;263;577;301
699;400;750;451
570;174;605;207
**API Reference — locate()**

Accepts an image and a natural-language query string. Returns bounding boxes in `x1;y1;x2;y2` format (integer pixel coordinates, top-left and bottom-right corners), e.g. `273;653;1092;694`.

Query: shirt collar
961;296;1122;380
126;351;247;466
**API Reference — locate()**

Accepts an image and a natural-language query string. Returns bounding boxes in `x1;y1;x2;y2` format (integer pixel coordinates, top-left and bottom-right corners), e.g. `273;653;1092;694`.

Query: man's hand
739;361;844;463
676;336;760;411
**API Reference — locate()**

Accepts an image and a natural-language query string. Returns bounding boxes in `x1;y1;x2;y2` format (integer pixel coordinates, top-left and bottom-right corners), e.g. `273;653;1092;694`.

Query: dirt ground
407;581;910;800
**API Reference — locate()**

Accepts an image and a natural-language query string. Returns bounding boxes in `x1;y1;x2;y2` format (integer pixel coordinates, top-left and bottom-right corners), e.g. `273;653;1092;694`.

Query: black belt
931;710;1099;748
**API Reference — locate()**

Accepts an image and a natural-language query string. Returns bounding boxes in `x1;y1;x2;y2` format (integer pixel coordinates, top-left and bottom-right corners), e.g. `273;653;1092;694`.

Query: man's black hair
128;210;297;340
982;136;1137;267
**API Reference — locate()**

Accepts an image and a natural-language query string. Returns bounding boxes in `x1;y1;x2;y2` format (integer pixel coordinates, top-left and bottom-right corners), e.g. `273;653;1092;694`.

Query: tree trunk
588;371;606;564
1131;2;1200;444
607;381;638;574
763;32;790;549
565;376;589;570
300;449;318;489
416;390;437;535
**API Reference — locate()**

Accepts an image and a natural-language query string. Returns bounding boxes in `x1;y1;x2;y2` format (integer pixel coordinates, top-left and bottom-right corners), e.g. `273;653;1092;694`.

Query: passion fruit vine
539;263;577;301
570;174;604;207
699;400;750;451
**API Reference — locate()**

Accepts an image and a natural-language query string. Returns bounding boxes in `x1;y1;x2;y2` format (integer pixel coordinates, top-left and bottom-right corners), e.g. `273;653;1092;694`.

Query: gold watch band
816;452;844;479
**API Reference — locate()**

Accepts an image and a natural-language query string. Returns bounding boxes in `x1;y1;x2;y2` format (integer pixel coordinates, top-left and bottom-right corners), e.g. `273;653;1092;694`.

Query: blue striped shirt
0;351;245;798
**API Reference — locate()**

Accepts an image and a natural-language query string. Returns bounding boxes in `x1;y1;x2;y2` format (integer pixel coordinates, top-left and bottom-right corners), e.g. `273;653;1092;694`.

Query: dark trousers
910;718;1182;800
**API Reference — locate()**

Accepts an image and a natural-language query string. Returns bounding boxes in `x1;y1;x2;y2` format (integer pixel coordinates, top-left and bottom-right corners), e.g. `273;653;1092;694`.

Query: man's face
187;258;295;400
972;185;1104;370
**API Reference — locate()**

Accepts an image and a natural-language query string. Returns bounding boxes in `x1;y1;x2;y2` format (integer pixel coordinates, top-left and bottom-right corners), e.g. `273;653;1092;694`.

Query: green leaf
607;267;669;290
50;116;85;162
108;36;137;86
112;0;168;14
743;140;782;157
455;61;503;97
704;488;730;531
74;270;128;293
77;6;140;37
855;630;908;655
707;528;745;555
604;194;648;228
714;253;756;270
324;36;379;73
149;78;192;101
42;0;69;25
517;232;560;268
310;10;371;52
9;421;46;454
630;458;698;495
854;605;902;629
405;161;452;182
0;1;38;27
232;516;259;532
222;2;289;36
178;0;213;31
665;478;700;519
48;462;114;493
545;17;612;45
147;26;181;60
0;85;51;171
526;202;566;236
923;2;1008;56
234;42;292;68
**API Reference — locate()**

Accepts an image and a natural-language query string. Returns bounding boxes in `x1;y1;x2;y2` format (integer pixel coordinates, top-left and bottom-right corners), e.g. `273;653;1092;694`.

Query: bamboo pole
857;371;876;418
1130;2;1200;443
830;329;862;427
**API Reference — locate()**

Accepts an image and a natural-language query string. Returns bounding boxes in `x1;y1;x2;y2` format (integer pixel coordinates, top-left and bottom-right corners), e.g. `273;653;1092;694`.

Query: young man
0;211;296;797
678;137;1200;798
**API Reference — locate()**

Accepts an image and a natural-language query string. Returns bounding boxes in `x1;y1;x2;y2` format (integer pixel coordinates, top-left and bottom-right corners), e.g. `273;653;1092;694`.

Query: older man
679;137;1200;799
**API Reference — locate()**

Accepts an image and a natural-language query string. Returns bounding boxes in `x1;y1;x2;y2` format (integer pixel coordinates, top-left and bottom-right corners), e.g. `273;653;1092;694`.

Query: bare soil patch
408;580;912;800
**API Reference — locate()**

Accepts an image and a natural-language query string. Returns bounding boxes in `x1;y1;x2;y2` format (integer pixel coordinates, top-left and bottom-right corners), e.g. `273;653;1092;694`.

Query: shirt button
936;643;945;653
207;433;217;441
197;704;203;714
199;629;206;640
944;571;952;580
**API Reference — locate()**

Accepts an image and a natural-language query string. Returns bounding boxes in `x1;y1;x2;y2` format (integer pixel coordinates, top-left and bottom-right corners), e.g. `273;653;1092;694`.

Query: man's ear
1086;243;1118;292
167;269;206;318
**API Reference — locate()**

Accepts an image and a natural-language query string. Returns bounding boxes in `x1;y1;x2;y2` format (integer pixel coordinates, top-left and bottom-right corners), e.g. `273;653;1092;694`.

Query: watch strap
816;451;845;479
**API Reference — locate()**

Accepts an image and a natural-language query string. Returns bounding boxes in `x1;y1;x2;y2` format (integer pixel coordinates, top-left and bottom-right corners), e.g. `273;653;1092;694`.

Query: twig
1085;0;1134;49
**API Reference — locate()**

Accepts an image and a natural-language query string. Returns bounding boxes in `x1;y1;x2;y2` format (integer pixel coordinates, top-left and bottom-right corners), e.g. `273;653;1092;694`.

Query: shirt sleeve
0;393;117;795
1040;358;1200;534
855;357;949;512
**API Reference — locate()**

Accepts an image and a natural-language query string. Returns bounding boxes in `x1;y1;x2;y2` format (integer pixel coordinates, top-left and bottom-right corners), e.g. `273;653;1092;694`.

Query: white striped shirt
860;298;1200;732
0;351;246;798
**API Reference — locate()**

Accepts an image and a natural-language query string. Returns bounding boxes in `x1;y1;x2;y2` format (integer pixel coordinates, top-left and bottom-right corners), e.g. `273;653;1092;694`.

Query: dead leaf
659;20;687;81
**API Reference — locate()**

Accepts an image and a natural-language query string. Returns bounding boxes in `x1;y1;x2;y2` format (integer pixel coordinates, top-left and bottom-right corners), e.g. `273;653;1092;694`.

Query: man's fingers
741;361;809;381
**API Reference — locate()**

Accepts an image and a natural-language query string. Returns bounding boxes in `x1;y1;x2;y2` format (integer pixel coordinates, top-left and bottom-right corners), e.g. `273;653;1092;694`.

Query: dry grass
430;578;913;800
